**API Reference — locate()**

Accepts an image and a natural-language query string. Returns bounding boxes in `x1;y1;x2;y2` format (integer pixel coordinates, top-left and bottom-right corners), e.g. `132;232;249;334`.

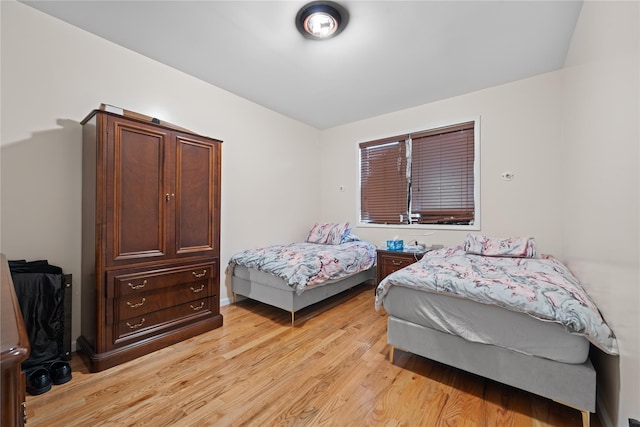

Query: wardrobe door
105;117;172;266
173;133;220;258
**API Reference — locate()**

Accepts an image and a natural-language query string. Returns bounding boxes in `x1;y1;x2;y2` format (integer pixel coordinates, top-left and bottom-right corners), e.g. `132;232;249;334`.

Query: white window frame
356;117;481;231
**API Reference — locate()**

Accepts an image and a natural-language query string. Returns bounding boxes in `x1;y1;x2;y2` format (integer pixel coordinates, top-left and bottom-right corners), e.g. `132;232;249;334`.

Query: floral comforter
228;241;376;295
375;247;619;355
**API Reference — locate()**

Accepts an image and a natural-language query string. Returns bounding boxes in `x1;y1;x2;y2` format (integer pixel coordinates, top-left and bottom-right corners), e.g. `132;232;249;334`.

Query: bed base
387;316;595;427
232;267;375;326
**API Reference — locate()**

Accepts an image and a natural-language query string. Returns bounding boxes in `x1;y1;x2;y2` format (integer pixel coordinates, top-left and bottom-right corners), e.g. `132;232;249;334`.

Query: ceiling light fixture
296;1;348;40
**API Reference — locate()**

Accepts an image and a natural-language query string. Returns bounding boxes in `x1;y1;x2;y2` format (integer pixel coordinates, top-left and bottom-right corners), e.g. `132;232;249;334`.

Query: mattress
382;286;590;364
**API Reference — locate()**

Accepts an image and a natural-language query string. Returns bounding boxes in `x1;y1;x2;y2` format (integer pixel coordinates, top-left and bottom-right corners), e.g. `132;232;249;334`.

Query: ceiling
22;1;583;130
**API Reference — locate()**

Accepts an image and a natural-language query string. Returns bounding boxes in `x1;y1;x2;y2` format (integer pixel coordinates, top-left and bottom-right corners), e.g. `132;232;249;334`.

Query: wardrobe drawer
106;262;216;298
116;280;211;320
115;297;215;342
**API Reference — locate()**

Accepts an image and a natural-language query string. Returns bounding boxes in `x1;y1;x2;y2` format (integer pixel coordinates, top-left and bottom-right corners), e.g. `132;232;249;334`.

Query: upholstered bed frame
387;316;595;427
231;265;376;326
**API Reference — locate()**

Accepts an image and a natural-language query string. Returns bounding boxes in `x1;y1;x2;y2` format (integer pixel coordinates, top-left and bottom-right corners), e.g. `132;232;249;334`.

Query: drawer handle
190;284;205;293
126;318;146;329
190;302;205;311
391;260;403;266
126;297;146;309
128;279;147;290
192;270;207;278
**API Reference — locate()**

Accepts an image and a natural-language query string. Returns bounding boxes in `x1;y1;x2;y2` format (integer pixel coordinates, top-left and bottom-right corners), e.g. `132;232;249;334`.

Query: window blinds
359;121;475;225
410;122;475;224
359;137;408;224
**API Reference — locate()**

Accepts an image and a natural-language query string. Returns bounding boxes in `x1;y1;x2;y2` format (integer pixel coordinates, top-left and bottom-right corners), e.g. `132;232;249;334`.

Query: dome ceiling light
296;2;349;40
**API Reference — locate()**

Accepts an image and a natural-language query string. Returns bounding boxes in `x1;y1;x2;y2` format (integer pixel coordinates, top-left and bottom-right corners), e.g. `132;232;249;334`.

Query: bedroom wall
561;1;639;426
0;1;321;347
318;71;565;255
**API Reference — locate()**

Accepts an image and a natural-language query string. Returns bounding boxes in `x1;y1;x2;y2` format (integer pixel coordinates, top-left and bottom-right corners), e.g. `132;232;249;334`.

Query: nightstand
376;248;427;284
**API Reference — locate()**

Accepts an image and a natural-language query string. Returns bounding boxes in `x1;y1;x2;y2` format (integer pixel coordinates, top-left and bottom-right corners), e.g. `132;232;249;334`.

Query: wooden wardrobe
79;107;223;372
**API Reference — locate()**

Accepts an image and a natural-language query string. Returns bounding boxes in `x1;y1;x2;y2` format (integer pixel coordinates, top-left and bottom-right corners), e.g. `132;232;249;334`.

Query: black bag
9;260;65;370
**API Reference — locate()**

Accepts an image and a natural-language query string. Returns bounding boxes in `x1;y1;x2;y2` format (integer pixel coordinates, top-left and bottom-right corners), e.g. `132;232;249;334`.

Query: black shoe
26;367;51;396
48;361;72;385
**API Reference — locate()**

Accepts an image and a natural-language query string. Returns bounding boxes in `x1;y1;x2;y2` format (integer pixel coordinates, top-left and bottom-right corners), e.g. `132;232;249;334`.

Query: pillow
306;222;350;245
463;234;536;258
340;233;360;243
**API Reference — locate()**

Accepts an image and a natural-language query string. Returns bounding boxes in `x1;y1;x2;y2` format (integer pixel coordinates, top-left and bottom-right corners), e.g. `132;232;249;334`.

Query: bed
228;223;376;325
375;235;619;427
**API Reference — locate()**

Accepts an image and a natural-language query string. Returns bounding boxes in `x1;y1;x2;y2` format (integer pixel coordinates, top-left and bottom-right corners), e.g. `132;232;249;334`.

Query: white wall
319;72;566;255
561;1;639;426
1;1;321;345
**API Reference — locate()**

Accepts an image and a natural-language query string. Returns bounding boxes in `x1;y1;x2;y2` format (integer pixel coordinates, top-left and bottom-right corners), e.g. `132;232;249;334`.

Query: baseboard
596;390;614;427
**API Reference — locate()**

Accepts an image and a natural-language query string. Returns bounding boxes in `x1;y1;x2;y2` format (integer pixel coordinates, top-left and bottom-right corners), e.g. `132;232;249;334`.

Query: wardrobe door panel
174;135;220;257
106;118;170;265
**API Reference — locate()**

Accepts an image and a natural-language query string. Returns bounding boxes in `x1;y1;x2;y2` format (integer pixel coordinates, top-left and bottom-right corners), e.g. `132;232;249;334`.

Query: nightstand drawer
381;256;414;270
376;249;426;284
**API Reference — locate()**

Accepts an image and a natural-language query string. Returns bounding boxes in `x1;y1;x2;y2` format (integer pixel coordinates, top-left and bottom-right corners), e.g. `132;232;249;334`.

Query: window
359;120;479;228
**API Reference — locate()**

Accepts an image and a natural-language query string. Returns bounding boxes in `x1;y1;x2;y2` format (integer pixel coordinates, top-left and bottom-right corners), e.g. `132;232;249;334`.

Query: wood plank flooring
25;283;600;426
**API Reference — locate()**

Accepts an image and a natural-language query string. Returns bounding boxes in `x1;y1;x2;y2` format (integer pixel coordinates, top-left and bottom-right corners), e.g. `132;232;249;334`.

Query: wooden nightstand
376;249;427;284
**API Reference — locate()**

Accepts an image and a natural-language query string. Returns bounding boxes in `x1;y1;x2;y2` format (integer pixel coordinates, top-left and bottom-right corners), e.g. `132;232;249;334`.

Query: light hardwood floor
26;283;600;426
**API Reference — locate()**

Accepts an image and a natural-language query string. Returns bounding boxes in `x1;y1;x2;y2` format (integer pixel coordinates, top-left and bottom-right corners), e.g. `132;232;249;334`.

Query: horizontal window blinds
359;138;408;224
411;122;475;224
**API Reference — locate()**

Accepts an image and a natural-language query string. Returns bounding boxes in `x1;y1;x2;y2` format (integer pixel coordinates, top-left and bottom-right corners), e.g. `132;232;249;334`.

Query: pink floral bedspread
375;247;618;355
228;241;376;295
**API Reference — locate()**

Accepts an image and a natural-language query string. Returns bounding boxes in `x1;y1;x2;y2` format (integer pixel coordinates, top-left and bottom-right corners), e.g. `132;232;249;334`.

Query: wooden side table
376;248;427;284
